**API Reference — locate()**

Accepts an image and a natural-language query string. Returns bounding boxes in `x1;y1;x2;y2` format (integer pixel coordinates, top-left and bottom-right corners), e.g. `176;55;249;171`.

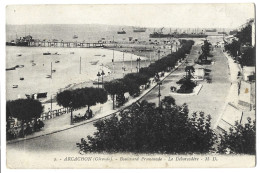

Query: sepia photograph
3;3;256;169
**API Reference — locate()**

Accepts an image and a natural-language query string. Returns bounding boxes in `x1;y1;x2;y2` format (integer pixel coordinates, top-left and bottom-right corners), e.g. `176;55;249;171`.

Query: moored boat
43;52;51;55
117;28;126;34
133;27;147;32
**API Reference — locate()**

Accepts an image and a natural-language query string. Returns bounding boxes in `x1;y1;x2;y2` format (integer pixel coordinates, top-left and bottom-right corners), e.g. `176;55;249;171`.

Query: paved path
141;46;231;127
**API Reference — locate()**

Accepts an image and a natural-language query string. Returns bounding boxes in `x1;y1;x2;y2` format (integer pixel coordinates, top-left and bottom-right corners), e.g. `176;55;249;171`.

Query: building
242;66;255;81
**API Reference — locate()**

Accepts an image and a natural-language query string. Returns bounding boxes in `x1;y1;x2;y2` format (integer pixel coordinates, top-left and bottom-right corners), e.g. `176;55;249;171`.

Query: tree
239;46;255;67
218;118;256;154
6;99;44;137
138;40;194;78
123;73;150;86
139;67;157;78
161;96;175;109
57;87;108;124
77;97;216;154
96;88;108;104
81;87;107;113
121;78;140;97
104;79;127;109
201;40;211;58
224;39;241;58
236;24;252;45
176;77;197;93
57;90;74;125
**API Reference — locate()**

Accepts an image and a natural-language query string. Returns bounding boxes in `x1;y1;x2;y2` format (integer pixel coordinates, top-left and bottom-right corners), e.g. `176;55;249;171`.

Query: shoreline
41;44;164;105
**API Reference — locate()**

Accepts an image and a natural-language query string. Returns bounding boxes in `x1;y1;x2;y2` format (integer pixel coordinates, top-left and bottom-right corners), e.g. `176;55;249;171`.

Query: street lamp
131;51;133;72
136;57;141;72
158;50;161;60
97;71;101;88
101;70;105;88
112;58;115;74
122;66;126;77
157;81;162;109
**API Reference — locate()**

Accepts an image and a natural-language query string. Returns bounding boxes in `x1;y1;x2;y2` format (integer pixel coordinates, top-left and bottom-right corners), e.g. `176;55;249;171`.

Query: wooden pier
28;40;104;48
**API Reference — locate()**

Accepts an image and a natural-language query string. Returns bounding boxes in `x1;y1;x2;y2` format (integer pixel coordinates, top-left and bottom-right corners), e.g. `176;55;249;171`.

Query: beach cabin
193;64;205;80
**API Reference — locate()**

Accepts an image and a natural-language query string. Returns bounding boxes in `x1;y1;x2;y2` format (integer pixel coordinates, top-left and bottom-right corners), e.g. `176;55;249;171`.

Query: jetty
27;41;104;48
6;36;104;48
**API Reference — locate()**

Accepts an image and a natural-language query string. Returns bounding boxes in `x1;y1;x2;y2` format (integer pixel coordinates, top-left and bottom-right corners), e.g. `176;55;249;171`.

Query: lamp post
122;51;125;68
131;51;133;72
79;56;81;74
97;71;101;88
69;101;73;125
122;66;126;77
51;62;52;79
112;49;115;73
171;42;173;54
157;81;162;109
149;51;152;65
136;57;141;73
101;70;105;88
112;58;115;74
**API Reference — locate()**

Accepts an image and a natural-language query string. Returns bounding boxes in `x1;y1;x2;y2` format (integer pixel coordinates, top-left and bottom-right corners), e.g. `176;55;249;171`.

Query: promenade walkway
141;46;231;127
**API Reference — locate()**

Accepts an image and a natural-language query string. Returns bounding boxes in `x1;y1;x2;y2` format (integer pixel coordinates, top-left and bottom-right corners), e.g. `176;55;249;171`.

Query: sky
6;4;255;28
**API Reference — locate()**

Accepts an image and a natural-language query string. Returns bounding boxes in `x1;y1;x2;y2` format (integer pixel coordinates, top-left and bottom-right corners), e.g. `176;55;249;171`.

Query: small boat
55;60;60;63
94;55;101;56
102;55;106;57
17;54;22;57
43;52;51;55
30;60;34;63
90;60;99;65
15;65;24;68
32;63;36;66
12;85;18;88
20;77;24;80
53;52;60;55
73;35;78;39
117;28;126;34
70;52;75;54
52;70;56;73
46;75;51;78
6;67;16;71
133;27;147;32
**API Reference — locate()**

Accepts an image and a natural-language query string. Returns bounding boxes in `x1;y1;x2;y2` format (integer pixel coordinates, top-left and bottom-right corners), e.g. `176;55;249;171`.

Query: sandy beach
6;45;151;101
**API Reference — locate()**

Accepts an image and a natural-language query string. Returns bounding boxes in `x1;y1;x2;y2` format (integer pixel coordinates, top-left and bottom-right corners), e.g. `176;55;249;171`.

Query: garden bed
169;84;203;96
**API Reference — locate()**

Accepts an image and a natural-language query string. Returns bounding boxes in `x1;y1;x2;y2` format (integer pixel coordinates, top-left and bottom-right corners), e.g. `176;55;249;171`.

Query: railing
39;107;83;121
